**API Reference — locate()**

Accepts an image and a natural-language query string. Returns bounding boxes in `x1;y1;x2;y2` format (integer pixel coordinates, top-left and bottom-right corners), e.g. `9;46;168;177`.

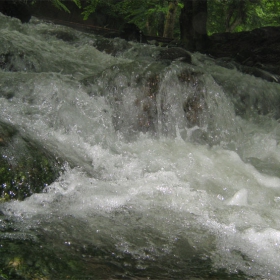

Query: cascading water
1;13;280;279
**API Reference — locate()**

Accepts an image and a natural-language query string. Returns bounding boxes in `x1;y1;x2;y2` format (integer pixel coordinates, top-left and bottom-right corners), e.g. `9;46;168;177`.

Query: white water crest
1;14;280;279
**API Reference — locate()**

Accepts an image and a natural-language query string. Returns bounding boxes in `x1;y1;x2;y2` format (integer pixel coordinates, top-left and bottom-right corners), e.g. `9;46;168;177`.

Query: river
1;13;280;279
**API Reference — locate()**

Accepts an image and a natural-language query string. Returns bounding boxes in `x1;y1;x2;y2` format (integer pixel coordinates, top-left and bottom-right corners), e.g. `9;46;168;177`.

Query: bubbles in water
1;13;280;279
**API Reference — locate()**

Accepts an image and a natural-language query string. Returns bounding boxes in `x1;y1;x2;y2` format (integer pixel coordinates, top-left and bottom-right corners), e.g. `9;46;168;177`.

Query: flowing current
1;14;280;279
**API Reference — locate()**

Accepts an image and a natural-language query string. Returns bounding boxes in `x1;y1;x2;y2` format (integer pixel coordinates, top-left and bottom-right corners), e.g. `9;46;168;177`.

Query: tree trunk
163;1;178;38
180;0;208;51
158;0;166;37
180;0;194;48
226;16;243;32
146;18;153;35
158;11;165;37
225;0;247;32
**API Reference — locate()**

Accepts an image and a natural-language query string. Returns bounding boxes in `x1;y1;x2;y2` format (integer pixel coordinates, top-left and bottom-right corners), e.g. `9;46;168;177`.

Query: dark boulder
158;47;192;63
90;37;130;56
208;26;280;81
214;57;280;83
120;23;147;43
0;121;63;201
0;0;31;23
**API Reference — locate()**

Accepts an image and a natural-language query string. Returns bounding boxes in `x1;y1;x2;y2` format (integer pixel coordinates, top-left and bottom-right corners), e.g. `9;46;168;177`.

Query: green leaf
51;0;71;13
72;0;82;9
82;0;100;20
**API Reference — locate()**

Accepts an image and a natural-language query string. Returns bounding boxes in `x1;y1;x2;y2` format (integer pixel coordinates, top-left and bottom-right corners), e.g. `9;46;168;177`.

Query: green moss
0;237;119;280
0;239;85;279
0;122;63;201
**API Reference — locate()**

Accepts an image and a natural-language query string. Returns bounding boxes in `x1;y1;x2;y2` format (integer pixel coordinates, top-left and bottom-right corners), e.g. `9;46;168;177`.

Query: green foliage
0;239;86;279
29;0;280;36
0;152;61;201
0;122;62;201
0;268;8;280
257;0;280;26
208;0;280;34
82;0;100;20
51;0;70;13
41;0;82;13
114;0;160;28
113;0;182;37
44;0;280;35
73;0;182;36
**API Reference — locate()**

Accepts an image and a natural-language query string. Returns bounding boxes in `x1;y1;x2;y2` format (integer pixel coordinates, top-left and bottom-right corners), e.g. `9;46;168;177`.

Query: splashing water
1;14;280;279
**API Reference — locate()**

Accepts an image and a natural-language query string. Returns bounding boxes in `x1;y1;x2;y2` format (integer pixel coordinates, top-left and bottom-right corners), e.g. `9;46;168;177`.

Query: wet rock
240;65;280;83
158;47;192;63
49;30;78;42
120;23;147;43
0;121;63;201
208;26;280;81
0;1;31;23
178;69;202;85
183;94;206;127
214;57;280;83
91;37;130;56
0;53;12;71
0;51;37;72
178;69;206;127
134;74;160;133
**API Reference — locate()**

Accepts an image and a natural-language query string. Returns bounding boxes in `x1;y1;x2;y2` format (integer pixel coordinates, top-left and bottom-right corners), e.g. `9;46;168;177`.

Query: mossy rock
0;121;63;202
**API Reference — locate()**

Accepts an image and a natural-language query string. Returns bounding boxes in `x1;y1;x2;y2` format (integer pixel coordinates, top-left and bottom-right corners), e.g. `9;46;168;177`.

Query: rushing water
1;14;280;279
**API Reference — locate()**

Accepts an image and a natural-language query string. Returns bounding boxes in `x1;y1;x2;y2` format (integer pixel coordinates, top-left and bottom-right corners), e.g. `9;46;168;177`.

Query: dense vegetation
208;0;280;34
27;0;277;52
45;0;280;36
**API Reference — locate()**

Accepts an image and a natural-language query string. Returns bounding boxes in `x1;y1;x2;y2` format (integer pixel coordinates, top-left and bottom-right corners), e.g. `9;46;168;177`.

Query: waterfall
1;14;280;279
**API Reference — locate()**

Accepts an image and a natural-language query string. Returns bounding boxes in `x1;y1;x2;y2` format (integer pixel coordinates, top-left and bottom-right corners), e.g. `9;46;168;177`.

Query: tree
81;0;100;20
114;0;177;37
47;0;82;13
219;0;264;32
180;0;208;51
32;0;100;19
207;0;280;34
28;0;280;46
163;1;178;38
259;0;280;27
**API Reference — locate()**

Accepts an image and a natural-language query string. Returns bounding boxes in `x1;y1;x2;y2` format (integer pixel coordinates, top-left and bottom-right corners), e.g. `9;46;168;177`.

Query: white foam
226;188;248;206
1;16;280;279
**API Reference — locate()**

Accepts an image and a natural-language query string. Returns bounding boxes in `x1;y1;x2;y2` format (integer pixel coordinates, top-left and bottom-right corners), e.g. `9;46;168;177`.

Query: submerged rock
0;121;63;201
158;47;192;63
120;23;147;43
134;73;160;133
46;30;78;42
0;51;38;72
208;26;280;81
238;65;280;83
90;36;131;56
178;69;206;127
214;57;280;83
